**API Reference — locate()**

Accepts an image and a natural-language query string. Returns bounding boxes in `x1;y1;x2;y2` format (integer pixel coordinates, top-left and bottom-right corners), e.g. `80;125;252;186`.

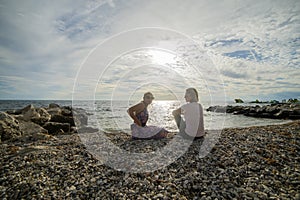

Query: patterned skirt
131;124;168;140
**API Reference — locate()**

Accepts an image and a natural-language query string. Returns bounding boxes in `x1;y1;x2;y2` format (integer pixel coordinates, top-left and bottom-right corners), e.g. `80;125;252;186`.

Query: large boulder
233;106;250;115
61;106;72;116
31;108;51;125
47;106;87;127
265;105;281;115
46;103;73;116
274;109;294;119
48;103;60;109
21;104;40;121
206;105;227;113
14;104;51;125
6;109;22;115
72;108;88;127
50;114;75;126
19;120;48;135
43;122;70;135
293;109;300;115
17;120;52;142
0;112;22;142
46;107;62;116
235;98;244;103
20;104;35;113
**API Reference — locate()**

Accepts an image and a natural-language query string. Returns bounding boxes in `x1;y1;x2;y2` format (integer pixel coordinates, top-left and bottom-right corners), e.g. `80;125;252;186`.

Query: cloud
0;0;115;99
0;74;75;99
0;0;299;101
220;69;249;79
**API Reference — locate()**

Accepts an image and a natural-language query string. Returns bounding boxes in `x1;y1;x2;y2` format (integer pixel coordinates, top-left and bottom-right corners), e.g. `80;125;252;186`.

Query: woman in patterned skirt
127;92;169;139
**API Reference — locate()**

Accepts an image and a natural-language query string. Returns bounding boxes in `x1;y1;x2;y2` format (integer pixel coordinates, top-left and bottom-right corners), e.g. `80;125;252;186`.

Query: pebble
0;121;299;199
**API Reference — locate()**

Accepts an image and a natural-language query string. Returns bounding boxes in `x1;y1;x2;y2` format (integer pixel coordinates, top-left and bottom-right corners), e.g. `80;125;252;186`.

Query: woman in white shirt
172;88;205;139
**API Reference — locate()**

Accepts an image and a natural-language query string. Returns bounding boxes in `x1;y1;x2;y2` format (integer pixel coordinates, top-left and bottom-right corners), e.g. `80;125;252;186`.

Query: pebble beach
1;119;299;199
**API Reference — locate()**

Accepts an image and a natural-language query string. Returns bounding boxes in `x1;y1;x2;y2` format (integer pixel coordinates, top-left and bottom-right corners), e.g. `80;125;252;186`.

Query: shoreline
1;101;296;133
1;120;299;199
207;103;300;120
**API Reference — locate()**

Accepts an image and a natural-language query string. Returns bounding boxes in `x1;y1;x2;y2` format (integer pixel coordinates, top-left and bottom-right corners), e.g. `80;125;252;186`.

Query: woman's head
143;92;154;104
184;88;199;102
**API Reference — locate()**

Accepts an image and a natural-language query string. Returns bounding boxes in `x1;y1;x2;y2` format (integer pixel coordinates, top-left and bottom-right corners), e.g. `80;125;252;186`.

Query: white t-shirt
181;102;205;137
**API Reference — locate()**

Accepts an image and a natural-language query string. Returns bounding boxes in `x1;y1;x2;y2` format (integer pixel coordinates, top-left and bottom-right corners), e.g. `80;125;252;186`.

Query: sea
0;100;291;133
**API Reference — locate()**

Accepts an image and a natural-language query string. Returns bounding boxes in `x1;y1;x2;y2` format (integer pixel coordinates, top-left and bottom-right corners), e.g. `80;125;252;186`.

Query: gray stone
207;103;300;120
50;114;75;126
0;112;22;142
46;107;62;116
49;103;60;109
21;105;40;121
72;109;88;126
19;120;48;135
61;107;72;116
31;108;51;125
77;126;99;133
20;104;35;114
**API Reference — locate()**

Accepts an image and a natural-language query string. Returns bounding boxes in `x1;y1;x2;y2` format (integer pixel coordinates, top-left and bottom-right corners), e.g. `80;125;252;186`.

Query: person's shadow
105;132;205;154
104;132;174;153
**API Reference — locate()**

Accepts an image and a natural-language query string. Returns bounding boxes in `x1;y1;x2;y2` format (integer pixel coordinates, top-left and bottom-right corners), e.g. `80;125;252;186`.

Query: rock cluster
1;104;92;142
207;103;300;119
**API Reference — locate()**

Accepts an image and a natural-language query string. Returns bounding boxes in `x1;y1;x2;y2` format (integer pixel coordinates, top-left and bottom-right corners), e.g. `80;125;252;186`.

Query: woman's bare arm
172;108;181;116
127;102;145;126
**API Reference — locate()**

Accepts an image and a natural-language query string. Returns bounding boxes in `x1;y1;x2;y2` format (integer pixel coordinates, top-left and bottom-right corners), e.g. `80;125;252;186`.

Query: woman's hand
172;108;181;116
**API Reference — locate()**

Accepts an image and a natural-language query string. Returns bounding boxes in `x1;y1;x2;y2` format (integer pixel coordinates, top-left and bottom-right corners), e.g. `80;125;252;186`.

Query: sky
0;0;299;102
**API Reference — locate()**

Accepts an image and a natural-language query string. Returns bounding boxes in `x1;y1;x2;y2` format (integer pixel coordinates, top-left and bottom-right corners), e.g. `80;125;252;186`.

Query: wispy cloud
0;0;299;101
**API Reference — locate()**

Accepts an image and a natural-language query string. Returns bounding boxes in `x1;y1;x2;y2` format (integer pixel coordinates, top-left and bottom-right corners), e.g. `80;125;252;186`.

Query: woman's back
181;102;205;137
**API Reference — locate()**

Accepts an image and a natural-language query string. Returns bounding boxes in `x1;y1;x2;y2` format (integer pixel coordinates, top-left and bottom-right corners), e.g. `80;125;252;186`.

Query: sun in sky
0;1;299;100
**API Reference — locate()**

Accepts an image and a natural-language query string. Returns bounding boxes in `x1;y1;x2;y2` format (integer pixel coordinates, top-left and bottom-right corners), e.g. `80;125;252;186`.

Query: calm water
0;100;291;133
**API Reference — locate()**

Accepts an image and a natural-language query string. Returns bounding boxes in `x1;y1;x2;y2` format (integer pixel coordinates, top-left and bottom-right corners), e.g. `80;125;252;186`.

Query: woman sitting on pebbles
127;92;169;139
172;88;205;140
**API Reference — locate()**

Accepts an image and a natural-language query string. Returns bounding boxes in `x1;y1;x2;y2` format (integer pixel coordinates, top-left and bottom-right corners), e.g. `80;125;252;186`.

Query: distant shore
0;102;299;199
207;102;300;120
